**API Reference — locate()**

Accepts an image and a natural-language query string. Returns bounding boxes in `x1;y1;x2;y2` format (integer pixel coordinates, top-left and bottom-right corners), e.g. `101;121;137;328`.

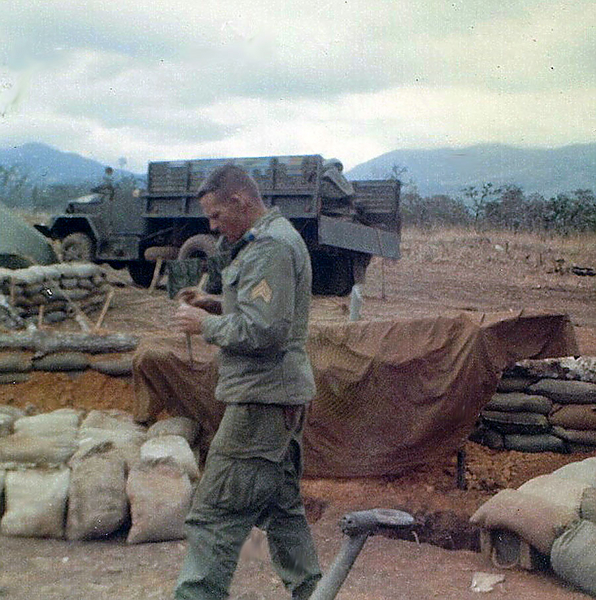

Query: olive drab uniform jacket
201;207;316;407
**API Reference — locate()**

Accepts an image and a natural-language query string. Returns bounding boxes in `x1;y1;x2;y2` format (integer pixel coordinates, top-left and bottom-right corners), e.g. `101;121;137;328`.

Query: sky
0;0;594;173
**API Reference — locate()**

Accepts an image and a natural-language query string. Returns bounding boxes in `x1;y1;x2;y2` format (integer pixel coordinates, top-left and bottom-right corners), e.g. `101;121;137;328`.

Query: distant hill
0;143;141;186
347;143;596;198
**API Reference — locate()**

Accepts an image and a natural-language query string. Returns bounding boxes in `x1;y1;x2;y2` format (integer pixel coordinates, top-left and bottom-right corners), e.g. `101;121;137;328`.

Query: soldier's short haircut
197;163;261;204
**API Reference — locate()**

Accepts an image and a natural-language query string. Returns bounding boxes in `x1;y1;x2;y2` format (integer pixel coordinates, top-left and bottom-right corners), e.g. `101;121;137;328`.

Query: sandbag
0;405;25;419
551;458;596;486
14;409;81;437
496;377;536;393
552;426;596;446
503;433;567;453
0;373;30;384
551;520;596;597
470;488;577;555
1;468;70;538
0;353;32;373
140;435;199;480
549;405;596;430
481;410;550;435
77;427;145;470
0;413;15;437
468;425;504;450
32;352;90;372
484;393;552;414
580;488;596;523
66;444;128;540
147;417;200;446
90;357;134;377
529;379;596;404
81;409;144;433
0;432;78;467
126;458;192;543
518;474;589;516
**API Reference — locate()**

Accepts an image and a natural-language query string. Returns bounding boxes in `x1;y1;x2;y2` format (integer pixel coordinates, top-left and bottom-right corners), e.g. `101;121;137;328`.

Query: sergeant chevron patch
251;279;272;303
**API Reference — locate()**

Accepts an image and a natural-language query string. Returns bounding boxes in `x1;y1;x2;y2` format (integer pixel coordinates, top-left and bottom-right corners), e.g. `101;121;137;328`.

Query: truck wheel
127;261;156;287
311;251;354;296
61;232;94;262
177;235;217;261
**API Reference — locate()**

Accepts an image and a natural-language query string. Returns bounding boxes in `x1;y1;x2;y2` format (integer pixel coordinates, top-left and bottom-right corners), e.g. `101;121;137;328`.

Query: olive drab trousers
174;442;321;600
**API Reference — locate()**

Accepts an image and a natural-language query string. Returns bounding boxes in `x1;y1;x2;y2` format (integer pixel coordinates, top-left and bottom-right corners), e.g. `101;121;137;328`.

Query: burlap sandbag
0;432;78;467
0;373;30;384
32;352;90;372
14;409;81;437
126;458;192;544
551;458;596;486
481;410;550;435
552;426;596;446
140;435;199;480
579;488;596;523
66;444;128;540
496;377;536;393
0;405;25;419
0;413;14;437
147;417;200;446
518;474;589;516
549;404;596;430
484;393;552;414
81;409;144;433
77;428;145;470
0;352;32;373
90;357;134;377
470;488;577;554
1;468;70;538
529;379;596;404
503;433;566;453
551;520;596;597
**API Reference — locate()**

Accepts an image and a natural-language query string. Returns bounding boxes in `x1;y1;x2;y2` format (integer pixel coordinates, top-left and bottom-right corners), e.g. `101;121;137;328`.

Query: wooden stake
148;257;163;293
93;288;115;332
184;272;209;369
37;305;45;329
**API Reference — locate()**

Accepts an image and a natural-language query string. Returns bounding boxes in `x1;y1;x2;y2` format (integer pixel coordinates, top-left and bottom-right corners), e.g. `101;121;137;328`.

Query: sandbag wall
0;407;201;543
471;357;596;453
0;263;111;328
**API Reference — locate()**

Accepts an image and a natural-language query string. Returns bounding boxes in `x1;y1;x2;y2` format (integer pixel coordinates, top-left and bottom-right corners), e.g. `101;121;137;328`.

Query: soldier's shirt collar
229;207;282;259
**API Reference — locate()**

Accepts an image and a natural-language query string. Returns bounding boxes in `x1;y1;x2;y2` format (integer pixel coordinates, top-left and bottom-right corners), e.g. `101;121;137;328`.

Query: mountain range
0;142;594;199
346;143;595;197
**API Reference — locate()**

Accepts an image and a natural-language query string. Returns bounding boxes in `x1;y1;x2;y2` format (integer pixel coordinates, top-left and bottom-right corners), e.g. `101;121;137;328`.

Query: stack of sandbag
126;417;200;544
471;357;596;453
0;264;111;326
471;456;596;583
0;406;202;542
0;408;81;539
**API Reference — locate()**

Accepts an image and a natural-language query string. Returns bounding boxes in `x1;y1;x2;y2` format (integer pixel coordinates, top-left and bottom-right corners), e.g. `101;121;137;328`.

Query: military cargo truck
38;155;400;296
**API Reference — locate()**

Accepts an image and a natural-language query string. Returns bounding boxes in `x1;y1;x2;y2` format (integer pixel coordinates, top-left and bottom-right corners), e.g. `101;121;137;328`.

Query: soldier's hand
173;301;210;335
175;288;222;314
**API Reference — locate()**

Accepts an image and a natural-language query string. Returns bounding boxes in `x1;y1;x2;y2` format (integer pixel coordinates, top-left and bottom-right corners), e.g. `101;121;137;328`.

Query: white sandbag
518;474;589;517
551;458;596;487
14;409;81;437
140;435;199;480
0;405;25;419
76;427;145;470
147;417;200;446
0;432;78;467
470;488;577;555
1;468;70;538
551;520;596;597
0;413;15;437
66;444;128;540
126;458;192;543
81;409;146;434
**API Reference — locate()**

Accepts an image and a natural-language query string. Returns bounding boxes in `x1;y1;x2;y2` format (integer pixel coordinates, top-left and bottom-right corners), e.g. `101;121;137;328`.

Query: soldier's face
200;192;248;243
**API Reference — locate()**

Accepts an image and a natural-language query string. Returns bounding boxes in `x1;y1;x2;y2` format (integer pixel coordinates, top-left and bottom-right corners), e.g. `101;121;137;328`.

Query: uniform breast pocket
222;264;241;288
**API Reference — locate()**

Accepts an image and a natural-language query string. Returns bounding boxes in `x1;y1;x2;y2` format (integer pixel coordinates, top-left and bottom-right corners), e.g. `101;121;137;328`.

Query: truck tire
127;261;156;287
311;250;354;296
177;235;217;261
61;233;94;262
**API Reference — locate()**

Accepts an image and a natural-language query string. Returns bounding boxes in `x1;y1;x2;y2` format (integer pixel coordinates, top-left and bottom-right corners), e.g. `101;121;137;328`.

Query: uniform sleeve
201;237;295;354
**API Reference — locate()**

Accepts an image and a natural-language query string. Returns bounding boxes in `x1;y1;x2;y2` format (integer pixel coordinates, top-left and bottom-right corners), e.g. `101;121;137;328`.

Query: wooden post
93;288;115;332
148;257;163;293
